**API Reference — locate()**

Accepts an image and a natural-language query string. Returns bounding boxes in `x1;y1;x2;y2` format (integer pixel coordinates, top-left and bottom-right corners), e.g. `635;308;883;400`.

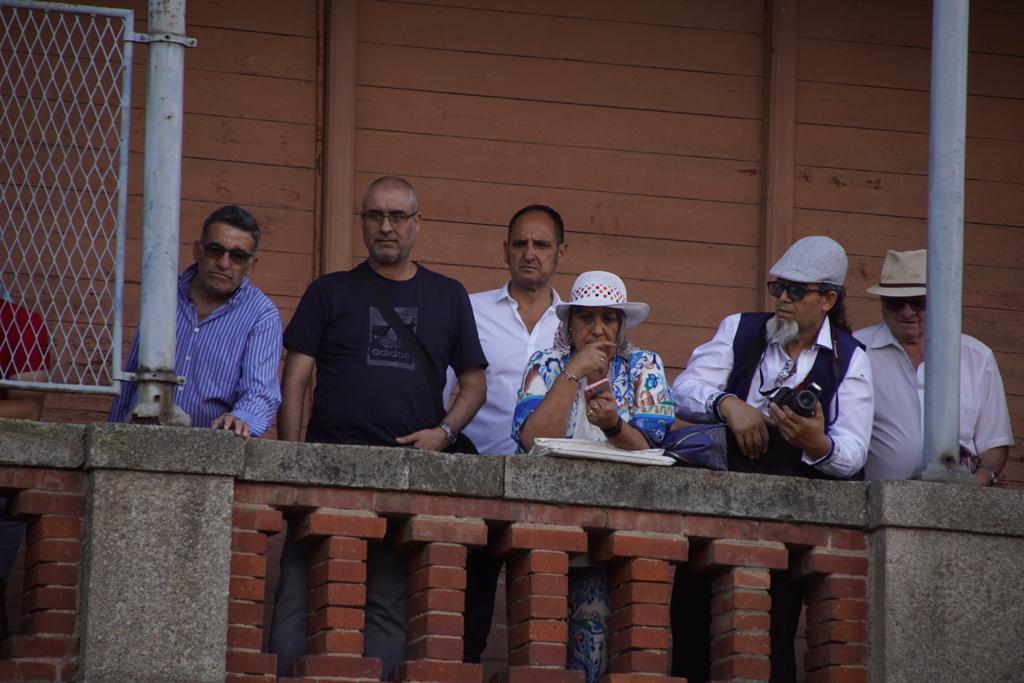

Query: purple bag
662;424;728;471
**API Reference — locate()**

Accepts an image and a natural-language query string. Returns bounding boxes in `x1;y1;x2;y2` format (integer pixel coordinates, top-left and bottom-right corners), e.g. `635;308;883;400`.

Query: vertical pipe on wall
761;0;798;312
922;0;970;480
322;0;358;276
133;0;190;425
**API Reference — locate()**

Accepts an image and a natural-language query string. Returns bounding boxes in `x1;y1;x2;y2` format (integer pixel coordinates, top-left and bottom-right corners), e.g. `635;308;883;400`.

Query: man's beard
767;315;800;346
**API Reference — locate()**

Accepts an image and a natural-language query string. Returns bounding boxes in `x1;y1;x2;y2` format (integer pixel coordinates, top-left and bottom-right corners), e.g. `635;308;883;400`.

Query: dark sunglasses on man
202;241;254;266
882;296;926;312
766;280;831;302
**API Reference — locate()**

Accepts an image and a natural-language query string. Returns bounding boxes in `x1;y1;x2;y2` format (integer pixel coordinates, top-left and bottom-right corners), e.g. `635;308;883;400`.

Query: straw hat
866;249;927;297
769;236;848;286
555;271;649;331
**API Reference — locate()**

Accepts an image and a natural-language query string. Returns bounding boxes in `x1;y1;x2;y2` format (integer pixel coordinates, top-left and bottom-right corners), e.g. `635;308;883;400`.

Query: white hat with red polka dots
555;270;650;331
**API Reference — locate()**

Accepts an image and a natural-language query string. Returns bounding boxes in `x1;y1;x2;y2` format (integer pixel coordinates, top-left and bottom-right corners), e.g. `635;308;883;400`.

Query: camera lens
793;389;817;417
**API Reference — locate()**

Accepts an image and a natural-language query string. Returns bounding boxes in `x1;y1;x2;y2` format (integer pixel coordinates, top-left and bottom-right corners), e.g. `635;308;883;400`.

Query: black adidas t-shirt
284;261;486;446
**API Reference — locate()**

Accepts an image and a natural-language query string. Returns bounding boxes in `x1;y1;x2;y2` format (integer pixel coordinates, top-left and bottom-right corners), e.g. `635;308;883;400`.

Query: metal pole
922;0;970;481
132;0;189;426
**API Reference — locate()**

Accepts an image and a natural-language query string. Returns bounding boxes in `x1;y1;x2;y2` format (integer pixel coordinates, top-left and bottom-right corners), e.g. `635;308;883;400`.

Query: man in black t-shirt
270;176;488;678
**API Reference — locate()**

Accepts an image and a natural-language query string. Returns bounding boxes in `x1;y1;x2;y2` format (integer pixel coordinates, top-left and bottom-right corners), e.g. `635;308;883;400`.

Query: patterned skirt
567;566;609;682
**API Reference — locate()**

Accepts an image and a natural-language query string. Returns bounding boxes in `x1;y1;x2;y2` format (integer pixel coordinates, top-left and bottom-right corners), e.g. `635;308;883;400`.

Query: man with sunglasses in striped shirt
669;236;873;682
109;205;282;440
855;249;1012;485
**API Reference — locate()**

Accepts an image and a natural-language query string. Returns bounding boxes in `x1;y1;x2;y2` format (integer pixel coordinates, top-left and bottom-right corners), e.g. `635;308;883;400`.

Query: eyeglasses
882;296;926;312
361;210;419;229
766;281;830;302
202;241;254;265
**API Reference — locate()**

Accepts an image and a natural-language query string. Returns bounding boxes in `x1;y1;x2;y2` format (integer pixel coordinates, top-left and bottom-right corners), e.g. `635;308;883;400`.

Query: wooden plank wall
39;0;321;426
351;0;768;378
26;0;1024;489
792;0;1024;485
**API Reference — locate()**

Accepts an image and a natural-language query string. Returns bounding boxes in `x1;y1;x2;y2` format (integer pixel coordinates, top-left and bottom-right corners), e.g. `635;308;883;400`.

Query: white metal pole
922;0;970;480
133;0;189;425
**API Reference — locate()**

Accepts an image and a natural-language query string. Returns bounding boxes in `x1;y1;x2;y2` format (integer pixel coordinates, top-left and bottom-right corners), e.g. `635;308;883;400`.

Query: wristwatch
438;422;458;447
976;464;999;486
602;416;623;438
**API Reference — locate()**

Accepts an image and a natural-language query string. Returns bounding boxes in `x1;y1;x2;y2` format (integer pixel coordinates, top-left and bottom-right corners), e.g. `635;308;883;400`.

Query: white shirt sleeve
803;345;874;478
971;347;1014;453
671;314;742;423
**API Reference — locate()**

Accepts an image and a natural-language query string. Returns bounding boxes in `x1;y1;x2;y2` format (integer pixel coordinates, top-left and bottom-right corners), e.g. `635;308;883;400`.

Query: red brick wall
230;482;869;682
0;468;85;682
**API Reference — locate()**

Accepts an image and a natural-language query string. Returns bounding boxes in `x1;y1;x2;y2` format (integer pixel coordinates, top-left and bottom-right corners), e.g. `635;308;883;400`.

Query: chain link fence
1;0;133;394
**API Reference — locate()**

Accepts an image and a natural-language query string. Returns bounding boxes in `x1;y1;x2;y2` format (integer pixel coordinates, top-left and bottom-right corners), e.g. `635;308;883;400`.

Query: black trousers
462;547;504;663
670;567;803;683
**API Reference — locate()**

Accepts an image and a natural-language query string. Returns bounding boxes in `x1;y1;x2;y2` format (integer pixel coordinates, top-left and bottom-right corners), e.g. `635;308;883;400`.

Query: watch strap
602;416;624;438
439;422;458;446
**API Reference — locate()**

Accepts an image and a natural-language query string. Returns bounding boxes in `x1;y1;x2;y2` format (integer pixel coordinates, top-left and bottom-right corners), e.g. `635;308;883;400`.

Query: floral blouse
511;346;675;451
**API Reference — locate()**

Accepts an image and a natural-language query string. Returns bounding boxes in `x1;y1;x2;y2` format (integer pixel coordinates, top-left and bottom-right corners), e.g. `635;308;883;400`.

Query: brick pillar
708;567;771;682
495;523;587;683
792;546;869;683
392;514;488;683
3;488;85;682
225;503;284;681
593;531;687;682
692;539;788;682
288;508;387;682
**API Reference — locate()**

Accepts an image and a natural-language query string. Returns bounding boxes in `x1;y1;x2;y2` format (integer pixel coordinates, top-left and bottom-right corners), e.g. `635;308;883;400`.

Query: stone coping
2;419;1022;536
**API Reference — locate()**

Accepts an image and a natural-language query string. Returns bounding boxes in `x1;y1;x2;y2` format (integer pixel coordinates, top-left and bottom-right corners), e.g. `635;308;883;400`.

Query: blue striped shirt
109;264;283;436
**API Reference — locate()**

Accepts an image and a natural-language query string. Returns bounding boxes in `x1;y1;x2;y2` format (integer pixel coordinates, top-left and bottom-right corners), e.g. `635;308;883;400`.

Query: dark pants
0;498;23;583
670;567;803;683
462;547;504;663
670;569;711;682
270;526;410;679
767;571;804;683
269;529;309;677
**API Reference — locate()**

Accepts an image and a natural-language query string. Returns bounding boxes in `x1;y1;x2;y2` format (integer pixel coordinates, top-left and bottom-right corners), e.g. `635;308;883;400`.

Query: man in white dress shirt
854;249;1012;484
669;236;873;683
454;204;568;662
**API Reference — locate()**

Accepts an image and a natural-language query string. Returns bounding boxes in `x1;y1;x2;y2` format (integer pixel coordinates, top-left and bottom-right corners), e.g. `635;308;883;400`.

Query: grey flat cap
769;236;848;286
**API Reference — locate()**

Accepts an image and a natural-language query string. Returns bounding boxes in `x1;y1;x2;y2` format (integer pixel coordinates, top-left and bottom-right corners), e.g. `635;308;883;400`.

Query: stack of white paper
528;438;674;466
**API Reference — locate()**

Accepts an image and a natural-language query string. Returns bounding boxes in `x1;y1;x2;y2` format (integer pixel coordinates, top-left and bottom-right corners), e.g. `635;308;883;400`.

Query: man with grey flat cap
855;249;1012;484
670;236;874;683
673;235;873;481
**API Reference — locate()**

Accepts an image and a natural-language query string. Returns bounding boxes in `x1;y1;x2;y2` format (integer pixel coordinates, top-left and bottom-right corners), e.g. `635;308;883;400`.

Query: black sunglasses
882;296;926;312
202;241;254;265
766;281;831;302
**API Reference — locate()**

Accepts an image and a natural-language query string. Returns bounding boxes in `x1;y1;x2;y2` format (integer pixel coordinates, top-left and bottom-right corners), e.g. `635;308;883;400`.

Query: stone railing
0;419;1022;682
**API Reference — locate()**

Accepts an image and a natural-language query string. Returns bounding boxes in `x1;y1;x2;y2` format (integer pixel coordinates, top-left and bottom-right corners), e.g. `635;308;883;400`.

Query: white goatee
766;315;800;347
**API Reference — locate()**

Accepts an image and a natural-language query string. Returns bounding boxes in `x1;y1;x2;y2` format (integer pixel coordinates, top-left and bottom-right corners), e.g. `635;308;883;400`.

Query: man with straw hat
855;249;1012;484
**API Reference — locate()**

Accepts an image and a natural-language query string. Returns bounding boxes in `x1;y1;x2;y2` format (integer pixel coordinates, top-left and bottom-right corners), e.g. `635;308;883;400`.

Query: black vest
723;312;864;480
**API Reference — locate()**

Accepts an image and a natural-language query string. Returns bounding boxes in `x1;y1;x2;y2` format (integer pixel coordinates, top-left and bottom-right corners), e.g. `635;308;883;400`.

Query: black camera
768;382;822;418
